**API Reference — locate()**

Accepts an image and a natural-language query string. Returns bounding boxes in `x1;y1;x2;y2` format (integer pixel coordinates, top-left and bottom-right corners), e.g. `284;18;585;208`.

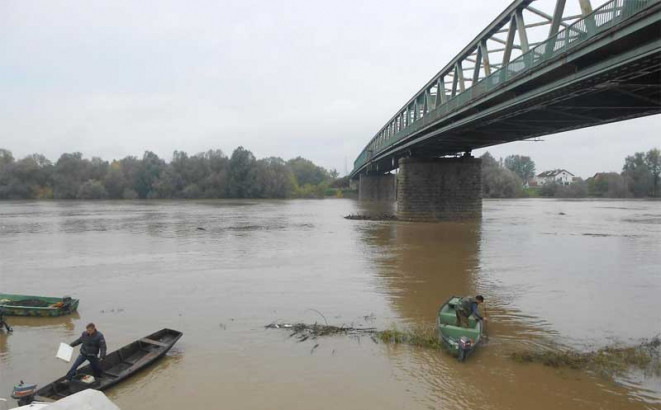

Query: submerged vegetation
268;321;661;381
266;323;376;343
266;322;441;349
344;213;398;221
511;337;661;378
376;327;443;349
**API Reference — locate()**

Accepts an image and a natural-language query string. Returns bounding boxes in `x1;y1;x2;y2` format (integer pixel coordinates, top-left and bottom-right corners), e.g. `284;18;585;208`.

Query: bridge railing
353;0;657;174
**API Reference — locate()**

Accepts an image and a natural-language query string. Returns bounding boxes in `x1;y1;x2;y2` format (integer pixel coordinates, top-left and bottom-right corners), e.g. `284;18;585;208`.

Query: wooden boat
32;329;182;402
10;389;120;409
0;294;79;317
436;296;483;362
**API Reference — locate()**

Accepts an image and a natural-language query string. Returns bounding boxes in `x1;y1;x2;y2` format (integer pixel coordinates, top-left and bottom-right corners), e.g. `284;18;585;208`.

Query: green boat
0;293;79;317
437;296;483;362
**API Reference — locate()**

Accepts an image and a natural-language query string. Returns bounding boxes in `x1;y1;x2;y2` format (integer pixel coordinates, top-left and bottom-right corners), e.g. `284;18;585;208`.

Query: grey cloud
1;0;658;175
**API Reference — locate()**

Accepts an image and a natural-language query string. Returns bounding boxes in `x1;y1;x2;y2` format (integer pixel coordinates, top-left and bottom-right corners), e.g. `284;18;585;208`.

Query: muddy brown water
0;199;659;409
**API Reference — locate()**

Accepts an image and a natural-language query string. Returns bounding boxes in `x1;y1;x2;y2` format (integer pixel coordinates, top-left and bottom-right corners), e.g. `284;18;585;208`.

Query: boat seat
439;311;478;327
439;309;457;326
103;369;121;378
440;324;481;341
140;338;168;347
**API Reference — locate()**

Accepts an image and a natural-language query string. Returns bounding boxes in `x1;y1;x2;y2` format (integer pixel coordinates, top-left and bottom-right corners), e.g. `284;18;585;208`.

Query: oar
482;303;489;342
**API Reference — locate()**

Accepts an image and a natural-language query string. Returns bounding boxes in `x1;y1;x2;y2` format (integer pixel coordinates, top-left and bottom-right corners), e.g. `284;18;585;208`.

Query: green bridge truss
351;0;661;178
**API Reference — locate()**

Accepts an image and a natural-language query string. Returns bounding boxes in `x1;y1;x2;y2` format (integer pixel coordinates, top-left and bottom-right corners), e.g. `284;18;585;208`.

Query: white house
535;169;575;186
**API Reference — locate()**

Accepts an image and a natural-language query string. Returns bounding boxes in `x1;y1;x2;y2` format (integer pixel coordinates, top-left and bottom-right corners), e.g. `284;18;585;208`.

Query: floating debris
268;322;661;380
266;322;375;342
377;327;443;349
511;337;661;378
344;214;398;221
363;313;376;323
266;322;440;349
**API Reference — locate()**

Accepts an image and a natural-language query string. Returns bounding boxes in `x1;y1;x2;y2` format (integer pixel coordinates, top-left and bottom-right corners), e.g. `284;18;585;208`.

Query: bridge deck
351;0;661;177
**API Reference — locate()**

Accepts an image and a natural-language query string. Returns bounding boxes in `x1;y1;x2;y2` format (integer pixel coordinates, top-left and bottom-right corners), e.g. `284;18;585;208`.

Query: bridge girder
352;0;661;178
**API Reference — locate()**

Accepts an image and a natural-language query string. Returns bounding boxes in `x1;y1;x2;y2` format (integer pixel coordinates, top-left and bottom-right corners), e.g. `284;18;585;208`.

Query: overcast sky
1;0;659;178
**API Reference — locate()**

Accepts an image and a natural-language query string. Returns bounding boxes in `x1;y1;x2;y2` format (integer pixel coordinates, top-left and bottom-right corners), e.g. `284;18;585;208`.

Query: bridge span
351;0;660;221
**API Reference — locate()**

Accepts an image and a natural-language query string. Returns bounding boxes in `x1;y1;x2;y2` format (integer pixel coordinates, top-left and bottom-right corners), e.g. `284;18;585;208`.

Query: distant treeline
481;148;660;199
0;147;342;200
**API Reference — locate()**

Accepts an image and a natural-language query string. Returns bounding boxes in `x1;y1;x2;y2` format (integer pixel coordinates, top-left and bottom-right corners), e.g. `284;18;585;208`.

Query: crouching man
65;322;106;382
455;295;486;328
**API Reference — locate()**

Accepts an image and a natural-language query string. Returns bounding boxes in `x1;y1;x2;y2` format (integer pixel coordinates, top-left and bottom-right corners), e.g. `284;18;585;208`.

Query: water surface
0;199;659;409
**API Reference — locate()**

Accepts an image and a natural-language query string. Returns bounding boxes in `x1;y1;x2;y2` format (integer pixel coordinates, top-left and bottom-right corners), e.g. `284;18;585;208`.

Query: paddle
482;302;489;343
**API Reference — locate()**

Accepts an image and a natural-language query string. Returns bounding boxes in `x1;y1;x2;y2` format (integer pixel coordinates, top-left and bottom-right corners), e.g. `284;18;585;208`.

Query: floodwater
0;199;659;410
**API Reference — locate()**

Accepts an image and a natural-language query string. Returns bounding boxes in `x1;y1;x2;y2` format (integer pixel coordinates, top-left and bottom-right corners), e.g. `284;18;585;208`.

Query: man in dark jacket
65;322;107;381
455;295;486;328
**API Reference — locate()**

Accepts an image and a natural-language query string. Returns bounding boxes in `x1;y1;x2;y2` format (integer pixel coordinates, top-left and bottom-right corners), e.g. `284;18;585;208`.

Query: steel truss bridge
350;0;661;178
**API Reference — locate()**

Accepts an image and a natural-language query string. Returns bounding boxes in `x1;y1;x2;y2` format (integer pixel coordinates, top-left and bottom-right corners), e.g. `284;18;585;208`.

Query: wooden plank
103;369;122;378
140;338;169;347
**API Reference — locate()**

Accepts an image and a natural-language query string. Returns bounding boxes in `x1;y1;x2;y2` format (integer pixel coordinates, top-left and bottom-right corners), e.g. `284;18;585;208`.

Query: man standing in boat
455;295;486;328
65;323;107;382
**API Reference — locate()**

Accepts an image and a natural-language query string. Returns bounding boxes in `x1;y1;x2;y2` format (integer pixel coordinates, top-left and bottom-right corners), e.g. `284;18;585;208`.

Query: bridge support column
397;157;481;221
358;174;396;202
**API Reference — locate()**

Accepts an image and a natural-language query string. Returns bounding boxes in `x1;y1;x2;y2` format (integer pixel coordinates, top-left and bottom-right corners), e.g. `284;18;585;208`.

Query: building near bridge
535;169;575;186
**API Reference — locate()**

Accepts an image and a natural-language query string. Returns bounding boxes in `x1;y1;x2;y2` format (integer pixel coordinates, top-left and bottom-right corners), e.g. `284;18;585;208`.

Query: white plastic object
56;343;73;362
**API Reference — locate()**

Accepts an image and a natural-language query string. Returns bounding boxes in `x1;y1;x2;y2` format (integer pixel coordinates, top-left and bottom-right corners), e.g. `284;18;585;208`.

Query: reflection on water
0;331;9;356
0;312;80;361
105;350;184;399
0;199;659;409
358;221;481;324
390;222;480;323
6;312;80;331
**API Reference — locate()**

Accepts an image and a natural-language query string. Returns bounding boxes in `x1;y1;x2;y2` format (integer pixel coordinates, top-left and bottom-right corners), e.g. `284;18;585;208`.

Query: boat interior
437;297;481;341
36;329;182;400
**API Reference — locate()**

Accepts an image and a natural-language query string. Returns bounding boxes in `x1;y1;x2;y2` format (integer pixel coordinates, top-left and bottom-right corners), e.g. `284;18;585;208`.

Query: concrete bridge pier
396;157;482;221
358;174;396;202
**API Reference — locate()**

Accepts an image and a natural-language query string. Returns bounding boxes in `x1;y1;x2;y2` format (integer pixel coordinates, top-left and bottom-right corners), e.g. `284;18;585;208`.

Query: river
0;199;659;409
